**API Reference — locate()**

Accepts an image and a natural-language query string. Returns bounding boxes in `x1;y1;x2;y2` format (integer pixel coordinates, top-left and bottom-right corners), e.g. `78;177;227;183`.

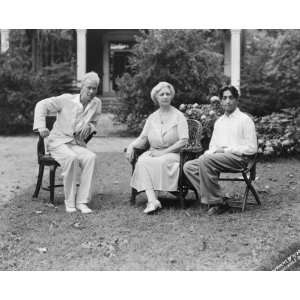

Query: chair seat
221;168;247;174
39;154;60;166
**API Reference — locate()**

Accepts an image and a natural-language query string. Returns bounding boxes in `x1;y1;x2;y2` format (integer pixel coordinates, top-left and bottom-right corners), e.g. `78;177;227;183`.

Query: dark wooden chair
219;153;261;211
32;116;95;205
129;119;203;208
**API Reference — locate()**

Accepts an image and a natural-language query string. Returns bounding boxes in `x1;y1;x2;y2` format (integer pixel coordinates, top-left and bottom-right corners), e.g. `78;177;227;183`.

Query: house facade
1;29;242;108
75;29;242;94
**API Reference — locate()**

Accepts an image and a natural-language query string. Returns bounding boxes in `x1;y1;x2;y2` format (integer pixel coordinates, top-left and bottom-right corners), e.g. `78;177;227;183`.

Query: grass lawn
0;152;299;270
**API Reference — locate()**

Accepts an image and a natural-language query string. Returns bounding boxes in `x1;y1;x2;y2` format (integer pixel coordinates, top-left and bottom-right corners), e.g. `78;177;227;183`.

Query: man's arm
88;98;102;133
33;95;64;133
204;122;219;154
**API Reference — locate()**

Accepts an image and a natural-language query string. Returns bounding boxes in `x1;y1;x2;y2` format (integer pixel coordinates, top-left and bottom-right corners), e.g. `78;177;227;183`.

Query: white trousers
49;143;96;208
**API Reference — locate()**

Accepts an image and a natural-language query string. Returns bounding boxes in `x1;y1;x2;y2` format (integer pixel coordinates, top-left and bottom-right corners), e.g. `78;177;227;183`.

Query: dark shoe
207;203;230;216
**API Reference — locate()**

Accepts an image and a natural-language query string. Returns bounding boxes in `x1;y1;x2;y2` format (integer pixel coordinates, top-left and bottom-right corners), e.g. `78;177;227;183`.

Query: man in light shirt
33;72;102;213
183;85;257;215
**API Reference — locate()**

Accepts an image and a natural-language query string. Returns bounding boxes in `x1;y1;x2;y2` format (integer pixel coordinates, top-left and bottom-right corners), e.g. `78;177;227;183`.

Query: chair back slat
46;115;56;131
186;119;203;149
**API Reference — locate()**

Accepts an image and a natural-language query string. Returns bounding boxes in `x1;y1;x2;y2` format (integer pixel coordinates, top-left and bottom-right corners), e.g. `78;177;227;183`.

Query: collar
74;94;95;111
224;107;240;119
74;94;80;103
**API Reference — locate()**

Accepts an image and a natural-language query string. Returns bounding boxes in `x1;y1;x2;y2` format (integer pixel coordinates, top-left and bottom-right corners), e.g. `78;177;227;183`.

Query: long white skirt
130;151;180;192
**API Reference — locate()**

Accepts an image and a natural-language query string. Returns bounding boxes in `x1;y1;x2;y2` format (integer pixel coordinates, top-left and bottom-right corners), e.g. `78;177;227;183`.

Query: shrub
0;49;75;134
180;101;224;150
254;107;300;157
241;30;300;116
115;30;227;134
179;103;300;157
0;29;76;135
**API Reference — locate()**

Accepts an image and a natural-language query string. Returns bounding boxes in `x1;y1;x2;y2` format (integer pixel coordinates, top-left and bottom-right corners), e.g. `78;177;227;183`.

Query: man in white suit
33;72;102;213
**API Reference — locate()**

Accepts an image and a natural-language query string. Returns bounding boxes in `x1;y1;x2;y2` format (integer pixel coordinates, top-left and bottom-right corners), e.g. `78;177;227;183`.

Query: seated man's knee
86;151;96;163
67;153;78;164
89;151;97;160
198;154;212;166
183;160;193;173
183;159;199;174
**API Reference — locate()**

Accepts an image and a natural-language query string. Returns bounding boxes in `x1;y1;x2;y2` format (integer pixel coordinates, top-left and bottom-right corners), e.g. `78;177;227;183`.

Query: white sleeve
130;117;150;149
33;95;65;130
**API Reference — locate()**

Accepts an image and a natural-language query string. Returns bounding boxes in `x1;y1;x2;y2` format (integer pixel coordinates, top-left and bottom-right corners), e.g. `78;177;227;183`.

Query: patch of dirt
0;143;299;270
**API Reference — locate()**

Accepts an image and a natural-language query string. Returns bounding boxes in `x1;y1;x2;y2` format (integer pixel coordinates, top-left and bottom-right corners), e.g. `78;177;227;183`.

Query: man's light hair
81;71;100;87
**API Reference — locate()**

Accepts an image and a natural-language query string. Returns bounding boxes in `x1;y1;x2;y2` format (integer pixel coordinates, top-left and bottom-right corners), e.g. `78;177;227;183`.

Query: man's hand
39;128;50;138
79;124;91;140
214;146;228;153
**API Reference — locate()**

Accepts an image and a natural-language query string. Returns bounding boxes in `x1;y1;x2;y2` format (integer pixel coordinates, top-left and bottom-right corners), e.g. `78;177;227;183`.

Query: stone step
100;96;123;113
95;113;127;137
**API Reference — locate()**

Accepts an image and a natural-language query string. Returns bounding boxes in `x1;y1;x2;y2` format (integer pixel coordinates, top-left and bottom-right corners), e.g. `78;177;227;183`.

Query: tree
265;30;300;109
241;30;300;115
115;29;227;134
0;30;76;134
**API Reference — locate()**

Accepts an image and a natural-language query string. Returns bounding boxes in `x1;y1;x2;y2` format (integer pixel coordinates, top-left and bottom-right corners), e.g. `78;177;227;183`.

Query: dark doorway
109;42;133;90
86;30;103;94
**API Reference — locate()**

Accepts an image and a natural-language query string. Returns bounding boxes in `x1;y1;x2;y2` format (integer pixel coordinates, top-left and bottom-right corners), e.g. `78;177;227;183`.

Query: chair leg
250;184;261;205
32;164;44;199
194;189;200;204
242;186;250;212
130;188;137;205
49;165;57;205
178;189;186;209
242;172;261;208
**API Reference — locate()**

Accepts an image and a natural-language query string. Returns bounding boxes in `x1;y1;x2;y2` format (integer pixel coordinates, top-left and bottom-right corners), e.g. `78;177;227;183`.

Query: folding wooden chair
219;154;261;211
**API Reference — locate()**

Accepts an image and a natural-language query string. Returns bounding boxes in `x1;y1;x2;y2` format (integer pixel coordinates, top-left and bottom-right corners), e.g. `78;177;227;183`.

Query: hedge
180;103;300;157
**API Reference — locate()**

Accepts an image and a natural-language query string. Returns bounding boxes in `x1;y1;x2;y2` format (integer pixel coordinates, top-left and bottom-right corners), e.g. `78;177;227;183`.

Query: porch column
76;29;87;85
224;31;231;78
102;40;110;94
230;29;241;92
1;29;10;53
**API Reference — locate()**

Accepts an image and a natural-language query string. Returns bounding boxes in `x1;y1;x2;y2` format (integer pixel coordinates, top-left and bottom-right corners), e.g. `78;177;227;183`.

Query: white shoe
65;206;77;213
76;204;93;214
143;200;162;214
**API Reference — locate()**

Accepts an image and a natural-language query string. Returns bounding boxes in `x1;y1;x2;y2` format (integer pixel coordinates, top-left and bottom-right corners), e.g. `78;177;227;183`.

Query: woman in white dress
126;82;189;214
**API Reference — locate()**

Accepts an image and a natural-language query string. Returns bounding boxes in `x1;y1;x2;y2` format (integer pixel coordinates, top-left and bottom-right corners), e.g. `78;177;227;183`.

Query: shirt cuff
204;149;215;155
38;127;47;132
89;123;97;133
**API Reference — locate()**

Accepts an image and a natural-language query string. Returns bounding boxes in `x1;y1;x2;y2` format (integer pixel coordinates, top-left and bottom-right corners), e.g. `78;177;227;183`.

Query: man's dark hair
219;85;239;100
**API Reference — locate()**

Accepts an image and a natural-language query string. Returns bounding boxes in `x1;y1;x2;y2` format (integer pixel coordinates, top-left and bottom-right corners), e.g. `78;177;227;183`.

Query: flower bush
254;107;300;157
179;103;300;157
114;29;227;134
180;101;224;150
